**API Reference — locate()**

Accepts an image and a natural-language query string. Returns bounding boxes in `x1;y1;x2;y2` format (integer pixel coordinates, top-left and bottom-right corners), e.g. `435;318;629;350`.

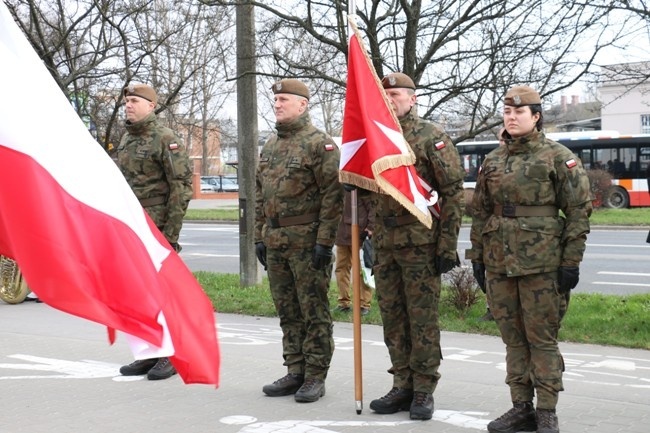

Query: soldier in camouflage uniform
368;73;465;421
466;86;592;433
254;79;342;403
115;83;193;381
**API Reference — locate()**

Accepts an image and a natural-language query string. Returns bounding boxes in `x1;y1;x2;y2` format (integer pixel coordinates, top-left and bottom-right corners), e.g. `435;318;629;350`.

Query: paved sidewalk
189;198;239;209
1;302;648;433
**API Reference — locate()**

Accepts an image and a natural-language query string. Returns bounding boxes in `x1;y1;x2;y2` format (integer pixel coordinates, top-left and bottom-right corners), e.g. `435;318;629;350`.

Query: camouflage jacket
254;112;343;249
373;110;465;259
116;112;192;243
465;130;592;276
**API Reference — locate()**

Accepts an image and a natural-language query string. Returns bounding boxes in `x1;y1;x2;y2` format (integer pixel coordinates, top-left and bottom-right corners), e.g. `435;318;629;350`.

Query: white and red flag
0;3;220;386
339;18;440;228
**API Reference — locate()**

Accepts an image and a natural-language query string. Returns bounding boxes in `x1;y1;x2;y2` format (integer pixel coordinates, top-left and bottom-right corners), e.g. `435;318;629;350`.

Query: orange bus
457;131;650;208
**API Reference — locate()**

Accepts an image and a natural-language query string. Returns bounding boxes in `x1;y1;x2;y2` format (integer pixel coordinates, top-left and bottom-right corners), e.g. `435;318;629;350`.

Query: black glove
343;183;357;192
435;254;459;274
312;244;333;270
255;242;267;270
472;262;486;293
170;242;182;253
362;238;374;270
359;230;369;243
558;266;579;294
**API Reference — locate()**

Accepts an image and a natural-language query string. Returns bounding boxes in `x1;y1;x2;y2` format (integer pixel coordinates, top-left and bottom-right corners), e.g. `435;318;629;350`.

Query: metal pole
347;0;363;415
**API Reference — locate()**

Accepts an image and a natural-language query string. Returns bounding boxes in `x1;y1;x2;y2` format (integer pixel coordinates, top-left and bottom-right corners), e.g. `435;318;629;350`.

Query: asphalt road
179;222;650;295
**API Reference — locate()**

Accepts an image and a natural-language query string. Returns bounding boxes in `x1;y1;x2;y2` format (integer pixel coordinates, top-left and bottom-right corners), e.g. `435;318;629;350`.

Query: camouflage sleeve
429;136;465;259
254;136;275;243
360;191;375;232
555;151;592;266
313;138;343;247
161;132;192;244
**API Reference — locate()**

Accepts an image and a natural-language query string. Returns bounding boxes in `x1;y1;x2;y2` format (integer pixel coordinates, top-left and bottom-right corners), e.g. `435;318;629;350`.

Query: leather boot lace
412;391;429;405
380;387;401;400
300;377;319;390
536;409;558;431
275;373;299;385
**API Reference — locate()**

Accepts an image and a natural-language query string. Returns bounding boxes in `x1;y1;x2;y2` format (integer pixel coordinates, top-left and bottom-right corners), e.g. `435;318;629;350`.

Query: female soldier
466;86;592;433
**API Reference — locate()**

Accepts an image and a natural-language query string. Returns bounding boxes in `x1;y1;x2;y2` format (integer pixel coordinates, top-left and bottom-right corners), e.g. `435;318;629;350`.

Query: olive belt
139;195;167;207
493;204;558;218
382;214;418;227
266;212;319;228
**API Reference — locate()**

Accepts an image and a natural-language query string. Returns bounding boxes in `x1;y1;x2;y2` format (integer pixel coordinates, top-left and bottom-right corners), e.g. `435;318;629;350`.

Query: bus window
619;147;637;177
449;133;650;208
575;148;591;169
461;153;481;182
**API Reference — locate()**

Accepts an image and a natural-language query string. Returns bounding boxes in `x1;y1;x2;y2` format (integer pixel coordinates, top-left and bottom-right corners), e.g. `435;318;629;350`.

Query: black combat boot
119;358;158;376
487;401;536;433
294;377;326;403
409;391;434;420
147;357;177;380
369;387;414;414
262;373;304;397
536;408;559;433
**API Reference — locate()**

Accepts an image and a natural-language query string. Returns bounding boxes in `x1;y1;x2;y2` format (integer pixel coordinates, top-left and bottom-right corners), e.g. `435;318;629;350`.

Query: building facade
599;61;650;134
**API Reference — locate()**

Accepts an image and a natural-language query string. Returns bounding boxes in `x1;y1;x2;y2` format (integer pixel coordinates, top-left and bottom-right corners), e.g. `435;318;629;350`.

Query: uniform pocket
481;217;505;265
523;163;555;203
524;163;550;180
517;218;563;270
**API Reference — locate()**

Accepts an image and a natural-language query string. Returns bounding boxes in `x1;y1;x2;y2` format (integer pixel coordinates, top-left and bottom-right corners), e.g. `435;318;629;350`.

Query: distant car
201;176;239;192
200;180;217;192
218;178;239;192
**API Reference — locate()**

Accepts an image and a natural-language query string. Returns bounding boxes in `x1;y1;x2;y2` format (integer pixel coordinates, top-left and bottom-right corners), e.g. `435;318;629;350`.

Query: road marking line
598;271;650;276
592;281;650;287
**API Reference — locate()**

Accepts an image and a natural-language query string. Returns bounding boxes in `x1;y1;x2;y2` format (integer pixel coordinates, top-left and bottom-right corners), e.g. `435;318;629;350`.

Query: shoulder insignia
434;141;446;150
169;143;179;150
325;143;335;151
565;158;577;169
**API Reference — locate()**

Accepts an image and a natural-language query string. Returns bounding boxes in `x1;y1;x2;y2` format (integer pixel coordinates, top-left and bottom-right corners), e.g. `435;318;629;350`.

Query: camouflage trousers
374;245;442;394
486;271;567;409
266;246;334;381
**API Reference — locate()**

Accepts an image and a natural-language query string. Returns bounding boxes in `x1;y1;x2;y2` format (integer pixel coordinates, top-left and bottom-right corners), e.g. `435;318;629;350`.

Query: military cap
381;72;416;90
271;79;310;100
504;85;541;106
123;83;158;104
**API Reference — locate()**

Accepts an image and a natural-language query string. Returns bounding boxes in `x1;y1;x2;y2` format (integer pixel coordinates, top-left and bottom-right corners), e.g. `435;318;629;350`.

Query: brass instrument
0;255;29;304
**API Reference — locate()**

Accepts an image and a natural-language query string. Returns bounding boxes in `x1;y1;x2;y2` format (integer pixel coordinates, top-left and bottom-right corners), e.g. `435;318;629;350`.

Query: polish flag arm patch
565;158;577;168
434;141;446;150
169;143;179;150
325;143;335;151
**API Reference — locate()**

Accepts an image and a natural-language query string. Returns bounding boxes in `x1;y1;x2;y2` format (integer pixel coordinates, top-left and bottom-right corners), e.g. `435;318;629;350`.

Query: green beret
504;85;541;106
381;72;416;90
123;83;157;105
271;79;310;100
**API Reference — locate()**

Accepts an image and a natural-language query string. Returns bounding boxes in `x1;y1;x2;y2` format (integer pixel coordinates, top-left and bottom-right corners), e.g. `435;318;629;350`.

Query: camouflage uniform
116;111;192;246
373;109;465;394
254;111;342;381
466;129;592;409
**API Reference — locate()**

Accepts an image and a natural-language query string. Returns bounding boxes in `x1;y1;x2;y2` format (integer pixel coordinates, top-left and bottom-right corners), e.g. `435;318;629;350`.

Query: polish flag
339;17;440;228
0;4;219;386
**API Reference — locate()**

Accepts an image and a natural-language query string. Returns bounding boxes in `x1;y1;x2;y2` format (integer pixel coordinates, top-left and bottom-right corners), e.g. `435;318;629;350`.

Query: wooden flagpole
348;0;363;415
